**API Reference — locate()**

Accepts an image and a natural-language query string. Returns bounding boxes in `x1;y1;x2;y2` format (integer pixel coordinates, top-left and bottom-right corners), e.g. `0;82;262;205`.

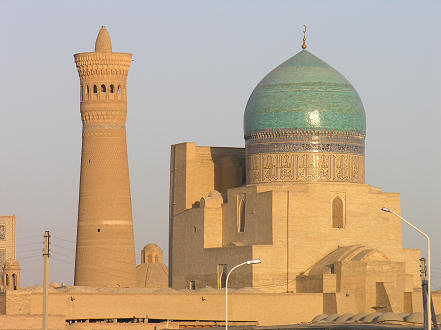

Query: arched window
93;85;97;94
12;274;16;290
217;264;227;288
147;254;153;263
238;199;245;232
101;84;106;93
220;271;227;288
332;196;344;228
86;85;90;94
117;85;121;94
155;255;159;263
5;274;9;286
110;84;114;93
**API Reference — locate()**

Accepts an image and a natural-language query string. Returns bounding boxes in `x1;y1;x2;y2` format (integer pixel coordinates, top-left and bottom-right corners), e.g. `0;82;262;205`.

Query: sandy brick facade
0;217;16;269
0;287;440;328
73;27;137;287
170;142;422;314
0;216;19;291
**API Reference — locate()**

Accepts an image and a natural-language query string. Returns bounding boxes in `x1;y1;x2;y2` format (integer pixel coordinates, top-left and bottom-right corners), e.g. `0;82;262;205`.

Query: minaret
73;26;136;287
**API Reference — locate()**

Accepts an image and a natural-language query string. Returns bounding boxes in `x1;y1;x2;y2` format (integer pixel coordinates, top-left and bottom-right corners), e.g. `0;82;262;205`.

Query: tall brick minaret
74;26;136;287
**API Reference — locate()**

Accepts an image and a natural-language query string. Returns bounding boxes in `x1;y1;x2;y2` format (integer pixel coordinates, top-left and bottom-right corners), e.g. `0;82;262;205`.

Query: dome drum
245;143;365;184
245;129;365;156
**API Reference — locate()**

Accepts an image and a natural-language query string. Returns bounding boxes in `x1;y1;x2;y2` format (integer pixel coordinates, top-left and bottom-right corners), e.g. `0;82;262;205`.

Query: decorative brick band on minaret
73;26;137;287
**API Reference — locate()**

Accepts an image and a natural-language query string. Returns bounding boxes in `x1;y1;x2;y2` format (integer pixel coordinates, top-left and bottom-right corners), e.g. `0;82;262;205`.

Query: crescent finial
302;25;307;49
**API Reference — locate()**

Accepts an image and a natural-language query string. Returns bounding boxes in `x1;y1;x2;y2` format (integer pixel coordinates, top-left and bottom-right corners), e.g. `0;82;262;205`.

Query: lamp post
381;207;431;330
225;259;262;330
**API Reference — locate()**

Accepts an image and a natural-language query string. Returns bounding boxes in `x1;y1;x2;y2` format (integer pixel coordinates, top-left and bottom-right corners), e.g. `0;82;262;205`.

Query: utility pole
420;258;428;330
42;230;50;330
420;258;439;330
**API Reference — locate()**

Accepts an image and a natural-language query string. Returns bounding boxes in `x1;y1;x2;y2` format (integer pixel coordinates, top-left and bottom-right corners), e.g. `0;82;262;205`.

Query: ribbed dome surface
244;50;365;137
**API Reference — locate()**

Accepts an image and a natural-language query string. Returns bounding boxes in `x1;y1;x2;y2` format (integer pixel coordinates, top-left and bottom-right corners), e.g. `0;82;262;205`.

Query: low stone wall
0;314;65;329
4;288;439;327
66;323;159;330
1;288;323;326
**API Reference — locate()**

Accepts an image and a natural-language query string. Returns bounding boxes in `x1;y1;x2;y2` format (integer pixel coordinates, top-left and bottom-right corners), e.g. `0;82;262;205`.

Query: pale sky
0;0;440;288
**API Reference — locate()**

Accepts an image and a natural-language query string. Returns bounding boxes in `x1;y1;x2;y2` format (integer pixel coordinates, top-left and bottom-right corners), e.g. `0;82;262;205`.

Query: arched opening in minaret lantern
3;259;21;290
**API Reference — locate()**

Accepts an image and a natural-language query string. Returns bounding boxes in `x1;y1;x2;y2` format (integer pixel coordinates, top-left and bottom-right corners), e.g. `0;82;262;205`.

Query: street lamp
225;259;262;330
381;207;431;330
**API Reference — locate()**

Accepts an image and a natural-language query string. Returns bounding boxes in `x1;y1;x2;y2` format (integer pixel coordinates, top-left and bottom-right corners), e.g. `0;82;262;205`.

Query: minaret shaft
73;27;136;287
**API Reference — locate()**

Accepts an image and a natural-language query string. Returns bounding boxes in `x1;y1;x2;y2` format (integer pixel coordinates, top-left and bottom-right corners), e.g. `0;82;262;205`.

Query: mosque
169;31;421;312
0;26;438;328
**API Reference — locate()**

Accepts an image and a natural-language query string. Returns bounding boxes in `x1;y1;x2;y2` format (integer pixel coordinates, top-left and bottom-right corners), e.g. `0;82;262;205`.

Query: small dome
244;50;365;137
347;313;368;322
136;263;168;288
207;190;222;198
377;313;404;322
360;312;382;322
141;243;164;265
311;314;328;323
95;26;112;53
334;314;355;323
323;314;340;322
404;312;424;323
201;190;224;208
143;243;162;253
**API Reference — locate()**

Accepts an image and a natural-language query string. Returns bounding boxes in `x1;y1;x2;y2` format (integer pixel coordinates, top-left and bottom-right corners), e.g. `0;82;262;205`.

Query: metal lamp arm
390;210;429;241
226;262;247;284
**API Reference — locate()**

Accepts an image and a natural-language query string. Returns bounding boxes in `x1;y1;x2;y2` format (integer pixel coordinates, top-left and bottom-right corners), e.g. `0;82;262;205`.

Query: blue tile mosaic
244;50;366;135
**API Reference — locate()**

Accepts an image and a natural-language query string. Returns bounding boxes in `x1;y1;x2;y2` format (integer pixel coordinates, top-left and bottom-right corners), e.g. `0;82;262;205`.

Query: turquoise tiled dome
244;50;366;137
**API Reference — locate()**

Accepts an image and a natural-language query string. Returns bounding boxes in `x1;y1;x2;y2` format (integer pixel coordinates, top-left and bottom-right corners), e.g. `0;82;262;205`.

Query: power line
16;235;42;240
51;251;74;260
51;236;75;244
51;257;74;266
51;243;75;252
16;241;42;247
19;254;41;260
17;248;44;254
